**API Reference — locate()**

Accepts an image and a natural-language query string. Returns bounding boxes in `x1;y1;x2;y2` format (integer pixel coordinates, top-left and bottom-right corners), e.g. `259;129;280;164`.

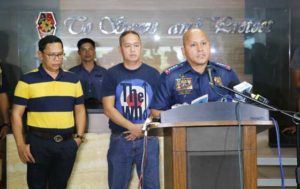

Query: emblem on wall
36;12;57;39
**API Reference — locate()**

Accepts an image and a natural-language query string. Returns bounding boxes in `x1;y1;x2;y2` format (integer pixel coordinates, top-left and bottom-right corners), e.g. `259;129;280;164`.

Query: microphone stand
216;83;300;122
216;83;300;188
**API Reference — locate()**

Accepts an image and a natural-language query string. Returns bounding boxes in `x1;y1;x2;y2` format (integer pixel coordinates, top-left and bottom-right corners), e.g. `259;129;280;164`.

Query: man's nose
197;44;203;51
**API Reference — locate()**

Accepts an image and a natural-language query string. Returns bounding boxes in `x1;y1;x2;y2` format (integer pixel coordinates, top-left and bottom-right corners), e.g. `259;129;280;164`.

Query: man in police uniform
11;35;86;189
69;38;107;109
151;28;240;117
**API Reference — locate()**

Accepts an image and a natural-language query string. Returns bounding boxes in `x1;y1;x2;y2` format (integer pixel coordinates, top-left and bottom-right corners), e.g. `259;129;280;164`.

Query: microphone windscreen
232;81;253;93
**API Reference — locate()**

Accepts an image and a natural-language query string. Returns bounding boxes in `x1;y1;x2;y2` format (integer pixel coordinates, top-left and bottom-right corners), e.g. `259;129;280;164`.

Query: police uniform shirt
69;63;107;101
151;61;240;110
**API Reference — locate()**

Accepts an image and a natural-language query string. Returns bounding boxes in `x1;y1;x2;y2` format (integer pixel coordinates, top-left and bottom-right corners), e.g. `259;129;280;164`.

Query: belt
30;130;73;143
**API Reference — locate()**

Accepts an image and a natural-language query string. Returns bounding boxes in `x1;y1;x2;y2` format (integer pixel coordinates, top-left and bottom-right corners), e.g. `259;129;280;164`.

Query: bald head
182;28;209;47
181;28;211;70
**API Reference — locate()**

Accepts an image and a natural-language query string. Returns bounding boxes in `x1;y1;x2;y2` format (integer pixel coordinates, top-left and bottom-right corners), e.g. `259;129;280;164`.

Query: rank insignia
210;62;231;70
164;62;184;75
36;12;57;39
176;76;193;95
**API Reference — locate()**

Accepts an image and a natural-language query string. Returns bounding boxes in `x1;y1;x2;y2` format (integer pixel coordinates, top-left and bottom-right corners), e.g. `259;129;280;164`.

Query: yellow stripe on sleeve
14;81;29;99
75;81;84;98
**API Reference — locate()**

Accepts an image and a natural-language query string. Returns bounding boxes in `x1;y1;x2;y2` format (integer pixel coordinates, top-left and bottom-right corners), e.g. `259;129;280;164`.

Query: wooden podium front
157;102;272;189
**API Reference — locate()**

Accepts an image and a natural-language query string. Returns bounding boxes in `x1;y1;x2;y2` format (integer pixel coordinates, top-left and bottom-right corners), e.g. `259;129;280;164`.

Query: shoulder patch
210;62;231;71
164;63;184;75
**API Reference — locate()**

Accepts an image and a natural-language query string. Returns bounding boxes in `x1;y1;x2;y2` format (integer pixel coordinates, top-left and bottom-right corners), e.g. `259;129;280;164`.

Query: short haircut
119;30;141;46
77;38;96;50
38;35;63;52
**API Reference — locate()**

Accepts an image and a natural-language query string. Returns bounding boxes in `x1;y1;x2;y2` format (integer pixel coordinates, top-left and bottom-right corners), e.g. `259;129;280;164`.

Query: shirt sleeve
229;70;240;85
13;79;29;106
101;70;117;97
220;69;241;99
150;73;172;110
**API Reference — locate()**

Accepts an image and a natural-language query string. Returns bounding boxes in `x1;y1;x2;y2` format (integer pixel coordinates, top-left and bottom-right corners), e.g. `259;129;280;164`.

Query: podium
157;102;272;189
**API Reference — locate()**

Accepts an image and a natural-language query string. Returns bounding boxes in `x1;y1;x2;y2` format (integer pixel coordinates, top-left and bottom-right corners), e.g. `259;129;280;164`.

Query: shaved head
182;28;209;47
181;28;211;71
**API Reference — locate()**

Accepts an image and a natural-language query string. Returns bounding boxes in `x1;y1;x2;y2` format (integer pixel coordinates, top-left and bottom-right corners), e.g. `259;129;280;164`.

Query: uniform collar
181;61;193;74
207;61;216;69
183;61;215;74
80;62;99;72
184;61;211;75
38;64;65;80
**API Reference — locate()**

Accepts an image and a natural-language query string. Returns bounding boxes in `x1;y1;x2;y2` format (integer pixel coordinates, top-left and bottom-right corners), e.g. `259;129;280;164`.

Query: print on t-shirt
116;79;153;124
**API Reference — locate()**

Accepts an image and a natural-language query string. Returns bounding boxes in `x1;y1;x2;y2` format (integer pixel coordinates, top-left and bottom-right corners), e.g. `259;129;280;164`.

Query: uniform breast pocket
95;75;103;83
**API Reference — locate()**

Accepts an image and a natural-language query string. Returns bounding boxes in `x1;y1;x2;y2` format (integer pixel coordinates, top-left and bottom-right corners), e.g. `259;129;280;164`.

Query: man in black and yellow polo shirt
11;35;86;189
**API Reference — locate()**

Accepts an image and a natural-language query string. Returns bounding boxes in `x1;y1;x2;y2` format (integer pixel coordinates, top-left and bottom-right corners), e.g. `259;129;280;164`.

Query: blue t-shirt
69;63;106;101
150;61;240;110
102;63;160;133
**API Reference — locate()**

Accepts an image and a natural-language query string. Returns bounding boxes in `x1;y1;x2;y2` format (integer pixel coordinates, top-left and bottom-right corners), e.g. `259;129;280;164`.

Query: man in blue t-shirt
102;31;160;189
69;38;106;108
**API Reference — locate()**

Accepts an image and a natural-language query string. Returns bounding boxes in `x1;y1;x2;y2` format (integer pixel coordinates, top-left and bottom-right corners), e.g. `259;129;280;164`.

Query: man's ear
37;50;43;61
181;46;186;59
118;46;122;55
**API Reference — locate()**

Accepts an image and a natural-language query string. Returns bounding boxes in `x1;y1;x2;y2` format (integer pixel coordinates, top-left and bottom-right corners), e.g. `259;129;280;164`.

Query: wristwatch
74;134;85;142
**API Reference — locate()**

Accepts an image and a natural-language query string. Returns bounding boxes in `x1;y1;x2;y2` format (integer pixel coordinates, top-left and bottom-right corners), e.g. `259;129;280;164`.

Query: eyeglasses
43;52;65;60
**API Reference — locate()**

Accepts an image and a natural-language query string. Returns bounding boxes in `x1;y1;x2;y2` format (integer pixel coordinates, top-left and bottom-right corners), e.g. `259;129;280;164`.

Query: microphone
142;117;152;132
141;117;160;134
232;81;252;94
217;80;300;123
230;81;269;104
206;65;214;86
244;91;269;104
229;81;252;101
